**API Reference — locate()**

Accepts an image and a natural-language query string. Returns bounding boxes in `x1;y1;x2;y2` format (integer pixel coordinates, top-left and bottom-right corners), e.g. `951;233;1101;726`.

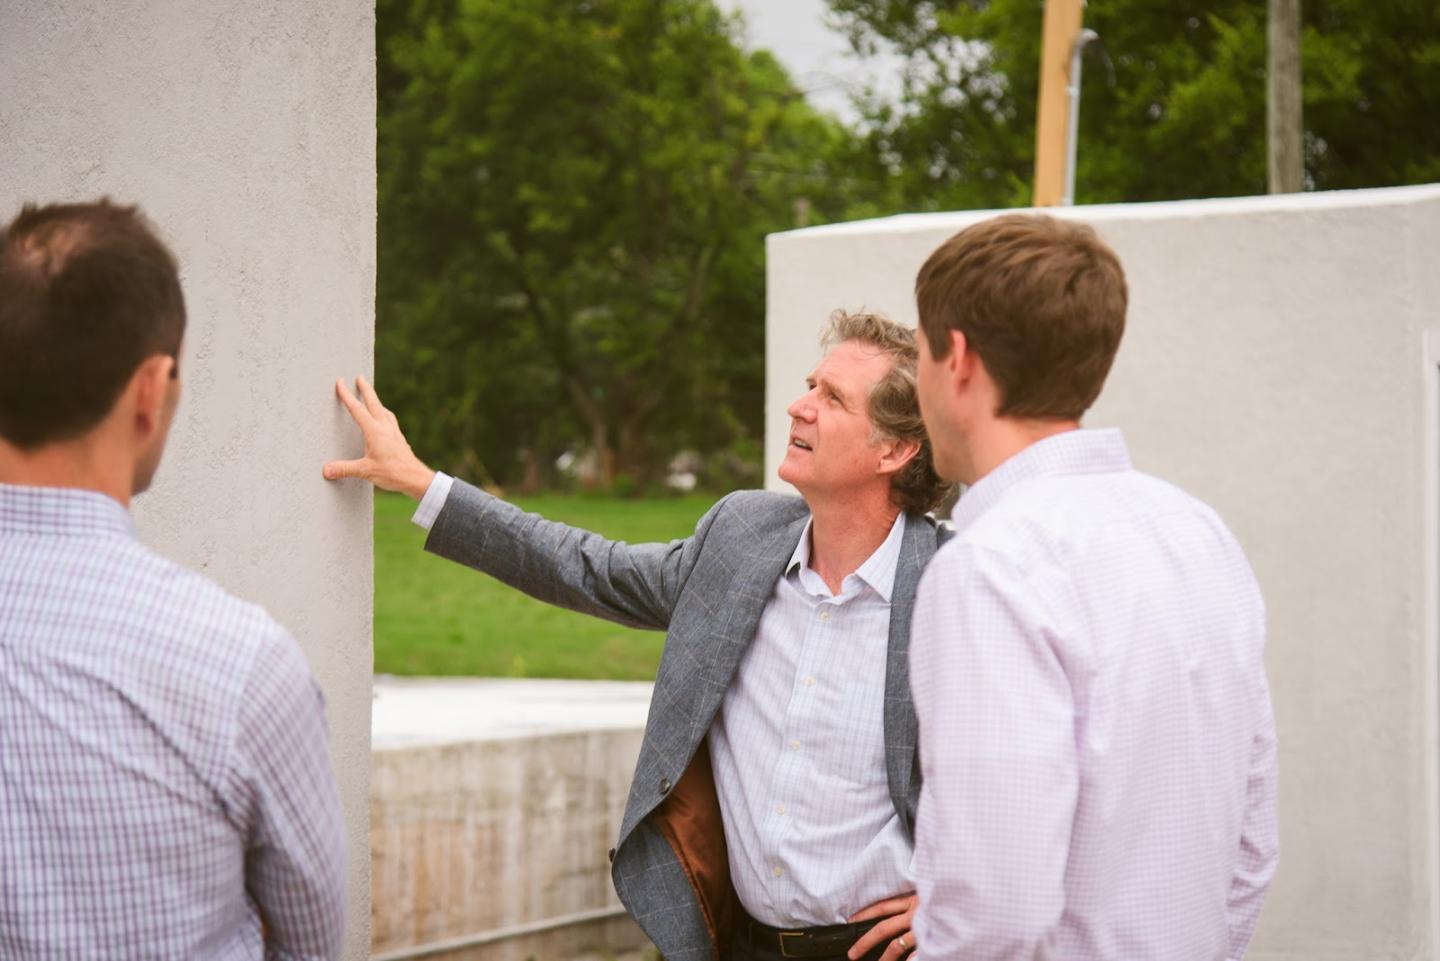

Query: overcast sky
712;0;904;124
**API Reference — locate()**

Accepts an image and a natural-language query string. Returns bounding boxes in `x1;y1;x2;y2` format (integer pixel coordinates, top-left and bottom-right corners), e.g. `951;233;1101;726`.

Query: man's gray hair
822;310;950;515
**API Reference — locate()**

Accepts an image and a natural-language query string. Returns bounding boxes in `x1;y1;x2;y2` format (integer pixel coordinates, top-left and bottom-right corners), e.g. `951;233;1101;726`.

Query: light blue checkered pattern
0;483;347;960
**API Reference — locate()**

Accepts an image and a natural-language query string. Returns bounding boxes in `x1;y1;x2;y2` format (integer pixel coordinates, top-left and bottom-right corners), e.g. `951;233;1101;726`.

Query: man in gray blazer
326;312;950;961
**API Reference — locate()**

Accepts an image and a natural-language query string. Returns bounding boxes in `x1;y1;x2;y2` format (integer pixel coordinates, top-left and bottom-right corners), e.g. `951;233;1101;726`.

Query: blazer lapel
884;512;942;833
701;508;811;694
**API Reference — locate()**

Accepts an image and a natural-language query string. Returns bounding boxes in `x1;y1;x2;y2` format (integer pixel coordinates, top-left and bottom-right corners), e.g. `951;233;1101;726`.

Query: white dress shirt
909;429;1277;961
413;476;915;927
709;511;913;927
412;470;454;529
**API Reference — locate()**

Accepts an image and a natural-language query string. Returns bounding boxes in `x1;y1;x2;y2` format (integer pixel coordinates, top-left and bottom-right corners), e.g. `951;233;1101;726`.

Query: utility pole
1062;29;1100;206
1267;0;1303;193
1033;0;1085;206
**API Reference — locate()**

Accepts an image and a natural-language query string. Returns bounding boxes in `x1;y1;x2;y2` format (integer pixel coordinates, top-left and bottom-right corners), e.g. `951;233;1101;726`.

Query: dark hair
0;199;185;449
822;310;952;515
915;213;1128;420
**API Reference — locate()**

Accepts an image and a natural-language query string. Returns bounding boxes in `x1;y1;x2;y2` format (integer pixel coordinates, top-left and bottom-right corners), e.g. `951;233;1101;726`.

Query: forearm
424;476;696;630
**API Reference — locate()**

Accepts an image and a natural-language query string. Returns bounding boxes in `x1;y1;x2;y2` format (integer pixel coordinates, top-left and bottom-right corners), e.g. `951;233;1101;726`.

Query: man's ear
128;354;175;438
877;435;921;478
947;329;971;390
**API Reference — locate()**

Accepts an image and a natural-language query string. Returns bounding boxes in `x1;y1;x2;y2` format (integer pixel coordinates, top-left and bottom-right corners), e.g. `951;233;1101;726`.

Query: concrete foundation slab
372;678;656;961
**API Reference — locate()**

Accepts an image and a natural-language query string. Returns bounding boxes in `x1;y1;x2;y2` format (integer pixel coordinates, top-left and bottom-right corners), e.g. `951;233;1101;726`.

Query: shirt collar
786;508;907;602
0;482;136;539
949;428;1133;535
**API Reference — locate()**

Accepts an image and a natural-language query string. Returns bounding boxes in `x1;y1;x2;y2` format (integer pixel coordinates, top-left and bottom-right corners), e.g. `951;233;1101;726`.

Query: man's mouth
790;437;812;451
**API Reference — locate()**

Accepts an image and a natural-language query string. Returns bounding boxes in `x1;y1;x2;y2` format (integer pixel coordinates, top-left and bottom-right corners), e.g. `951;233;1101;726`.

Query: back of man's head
915;213;1128;421
0;200;186;450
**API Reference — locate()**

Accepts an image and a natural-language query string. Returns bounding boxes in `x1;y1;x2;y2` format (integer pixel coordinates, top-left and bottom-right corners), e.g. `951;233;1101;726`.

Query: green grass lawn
373;490;719;679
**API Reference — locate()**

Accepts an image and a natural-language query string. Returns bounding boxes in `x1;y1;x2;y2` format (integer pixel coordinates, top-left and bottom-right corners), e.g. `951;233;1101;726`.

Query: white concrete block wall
371;731;648;961
766;184;1440;959
369;680;654;961
0;3;377;956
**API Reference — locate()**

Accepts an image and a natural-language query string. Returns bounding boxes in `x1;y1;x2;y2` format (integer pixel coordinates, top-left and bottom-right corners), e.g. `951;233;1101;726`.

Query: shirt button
790;739;801;750
803;676;815;686
819;610;831;621
772;866;783;878
776;803;786;815
659;778;671;794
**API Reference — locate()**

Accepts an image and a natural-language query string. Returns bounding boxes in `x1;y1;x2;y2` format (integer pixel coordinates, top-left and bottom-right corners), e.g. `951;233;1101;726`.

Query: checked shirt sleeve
233;625;348;961
909;543;1079;959
1227;679;1279;959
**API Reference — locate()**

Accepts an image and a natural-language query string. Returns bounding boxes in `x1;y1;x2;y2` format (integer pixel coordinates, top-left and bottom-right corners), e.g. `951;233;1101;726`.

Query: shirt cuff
410;472;454;531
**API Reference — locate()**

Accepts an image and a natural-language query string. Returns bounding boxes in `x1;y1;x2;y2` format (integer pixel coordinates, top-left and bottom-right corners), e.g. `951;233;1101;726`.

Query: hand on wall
324;376;435;501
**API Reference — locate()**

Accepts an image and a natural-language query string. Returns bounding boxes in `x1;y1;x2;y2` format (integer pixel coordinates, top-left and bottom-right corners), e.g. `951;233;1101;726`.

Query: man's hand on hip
847;893;918;961
323;376;435;500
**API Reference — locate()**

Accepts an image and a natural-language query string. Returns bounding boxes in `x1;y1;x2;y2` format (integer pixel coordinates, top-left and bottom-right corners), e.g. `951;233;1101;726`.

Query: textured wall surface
766;184;1440;959
0;2;376;956
372;730;649;961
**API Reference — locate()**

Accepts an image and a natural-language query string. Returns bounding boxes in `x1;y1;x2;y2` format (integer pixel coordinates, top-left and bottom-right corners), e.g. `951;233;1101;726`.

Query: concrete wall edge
766;182;1440;246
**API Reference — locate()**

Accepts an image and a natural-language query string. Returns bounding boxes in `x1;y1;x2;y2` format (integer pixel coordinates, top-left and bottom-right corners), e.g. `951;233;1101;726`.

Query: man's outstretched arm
323;376;715;630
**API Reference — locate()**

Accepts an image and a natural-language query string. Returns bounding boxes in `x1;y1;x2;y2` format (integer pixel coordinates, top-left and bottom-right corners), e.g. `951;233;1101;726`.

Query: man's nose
787;393;816;421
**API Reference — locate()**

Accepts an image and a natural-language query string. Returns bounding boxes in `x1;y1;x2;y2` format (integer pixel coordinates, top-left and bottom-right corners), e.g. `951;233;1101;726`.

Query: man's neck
963;417;1080;486
0;438;133;507
805;492;902;596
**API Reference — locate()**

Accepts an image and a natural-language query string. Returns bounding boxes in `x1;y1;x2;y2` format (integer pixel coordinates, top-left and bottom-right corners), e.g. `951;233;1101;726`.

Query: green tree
378;0;861;489
827;0;1440;208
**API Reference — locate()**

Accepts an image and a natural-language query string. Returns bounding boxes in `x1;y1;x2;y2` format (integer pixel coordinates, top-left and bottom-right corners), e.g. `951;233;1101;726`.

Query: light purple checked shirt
0;484;347;961
910;429;1278;961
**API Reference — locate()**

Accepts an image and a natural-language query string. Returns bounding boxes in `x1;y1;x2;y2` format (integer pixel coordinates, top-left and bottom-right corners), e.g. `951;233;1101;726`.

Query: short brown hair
915;214;1127;419
0;200;185;449
822;310;951;515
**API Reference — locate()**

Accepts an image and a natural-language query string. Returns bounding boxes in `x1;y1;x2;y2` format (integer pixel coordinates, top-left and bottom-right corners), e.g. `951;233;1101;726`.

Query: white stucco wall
767;184;1440;959
0;3;377;957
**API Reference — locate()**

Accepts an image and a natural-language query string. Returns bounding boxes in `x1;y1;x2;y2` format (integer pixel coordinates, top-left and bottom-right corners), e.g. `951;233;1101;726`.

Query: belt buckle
778;931;807;958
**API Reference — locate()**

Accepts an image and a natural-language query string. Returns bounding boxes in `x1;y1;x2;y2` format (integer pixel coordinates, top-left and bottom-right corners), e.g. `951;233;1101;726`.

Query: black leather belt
739;913;878;959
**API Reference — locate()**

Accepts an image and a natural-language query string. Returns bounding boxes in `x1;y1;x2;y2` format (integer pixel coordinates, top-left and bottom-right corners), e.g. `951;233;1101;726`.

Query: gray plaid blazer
425;480;948;961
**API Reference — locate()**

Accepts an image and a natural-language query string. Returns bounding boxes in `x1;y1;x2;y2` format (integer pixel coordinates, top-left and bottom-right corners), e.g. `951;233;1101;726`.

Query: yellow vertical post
1033;0;1085;207
1267;0;1303;193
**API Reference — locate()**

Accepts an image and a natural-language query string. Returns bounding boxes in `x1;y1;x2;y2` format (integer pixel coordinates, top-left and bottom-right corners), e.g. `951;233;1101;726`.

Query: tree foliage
379;0;1440;491
378;0;861;490
826;0;1440;209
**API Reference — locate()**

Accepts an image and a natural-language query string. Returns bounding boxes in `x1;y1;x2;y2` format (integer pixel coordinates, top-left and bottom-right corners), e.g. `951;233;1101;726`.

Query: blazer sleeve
423;478;725;631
